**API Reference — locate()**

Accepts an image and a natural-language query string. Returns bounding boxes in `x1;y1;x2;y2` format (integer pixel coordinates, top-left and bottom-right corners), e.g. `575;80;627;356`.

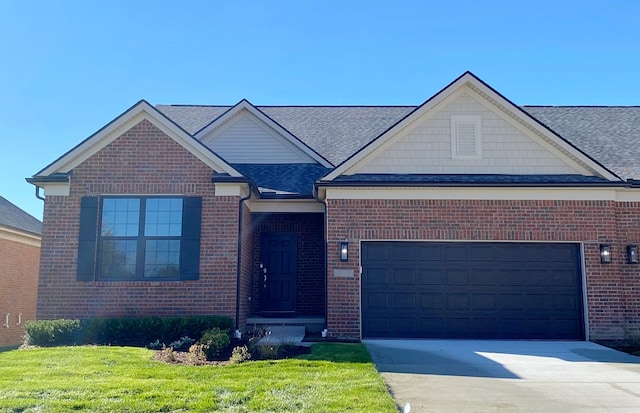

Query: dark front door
260;233;297;313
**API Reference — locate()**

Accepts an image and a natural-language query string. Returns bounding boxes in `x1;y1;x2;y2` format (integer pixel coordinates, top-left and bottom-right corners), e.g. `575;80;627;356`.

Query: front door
260;233;297;313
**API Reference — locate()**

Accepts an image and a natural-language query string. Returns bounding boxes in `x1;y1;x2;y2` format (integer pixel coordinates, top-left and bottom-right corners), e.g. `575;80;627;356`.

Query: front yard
0;343;396;412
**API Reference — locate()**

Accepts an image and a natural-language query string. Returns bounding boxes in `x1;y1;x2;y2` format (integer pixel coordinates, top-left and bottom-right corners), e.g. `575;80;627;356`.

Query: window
99;197;183;280
76;196;201;282
451;115;482;159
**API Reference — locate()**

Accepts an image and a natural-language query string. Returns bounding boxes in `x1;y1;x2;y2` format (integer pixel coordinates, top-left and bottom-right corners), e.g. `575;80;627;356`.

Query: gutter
26;172;72;201
315;180;632;189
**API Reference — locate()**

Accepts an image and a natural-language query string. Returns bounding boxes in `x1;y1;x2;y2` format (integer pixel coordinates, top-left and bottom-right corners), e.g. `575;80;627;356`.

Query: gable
354;87;587;175
200;110;318;164
32;101;241;179
323;72;620;182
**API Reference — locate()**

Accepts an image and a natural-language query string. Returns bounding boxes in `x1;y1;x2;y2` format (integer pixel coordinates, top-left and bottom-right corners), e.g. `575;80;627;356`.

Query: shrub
169;336;195;352
230;345;252;364
23;316;233;348
24;319;82;347
187;344;208;365
199;328;230;360
147;339;163;350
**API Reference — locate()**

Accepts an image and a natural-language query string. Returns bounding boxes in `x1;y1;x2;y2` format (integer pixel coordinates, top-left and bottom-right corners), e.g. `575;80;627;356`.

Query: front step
246;316;325;334
257;325;306;346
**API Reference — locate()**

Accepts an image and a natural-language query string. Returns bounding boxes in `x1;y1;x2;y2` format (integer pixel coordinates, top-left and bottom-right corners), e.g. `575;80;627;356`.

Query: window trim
450;115;482;160
97;196;184;281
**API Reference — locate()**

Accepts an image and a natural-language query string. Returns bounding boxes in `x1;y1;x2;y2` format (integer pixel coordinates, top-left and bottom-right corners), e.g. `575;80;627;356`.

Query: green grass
0;343;396;412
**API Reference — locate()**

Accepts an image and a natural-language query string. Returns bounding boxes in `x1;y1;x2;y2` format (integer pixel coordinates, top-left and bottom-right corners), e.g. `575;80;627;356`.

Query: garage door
362;242;584;339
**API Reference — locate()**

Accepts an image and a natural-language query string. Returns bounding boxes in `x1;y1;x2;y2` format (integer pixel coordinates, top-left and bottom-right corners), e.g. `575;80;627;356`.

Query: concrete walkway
364;340;640;412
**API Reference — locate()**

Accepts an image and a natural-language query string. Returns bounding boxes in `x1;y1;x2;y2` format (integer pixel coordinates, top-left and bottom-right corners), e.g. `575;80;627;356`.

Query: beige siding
356;90;583;175
203;113;315;164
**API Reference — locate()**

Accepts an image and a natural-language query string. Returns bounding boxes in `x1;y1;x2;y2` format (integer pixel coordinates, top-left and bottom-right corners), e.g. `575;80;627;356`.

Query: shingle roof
522;106;640;180
0;196;42;235
230;163;331;196
156;105;640;180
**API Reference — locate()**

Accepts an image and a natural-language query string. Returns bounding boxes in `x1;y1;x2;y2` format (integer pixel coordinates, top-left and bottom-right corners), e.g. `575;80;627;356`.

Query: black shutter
181;197;202;280
77;196;98;281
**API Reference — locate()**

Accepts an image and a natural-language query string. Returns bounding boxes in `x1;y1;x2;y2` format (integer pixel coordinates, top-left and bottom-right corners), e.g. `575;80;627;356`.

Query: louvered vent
451;116;482;159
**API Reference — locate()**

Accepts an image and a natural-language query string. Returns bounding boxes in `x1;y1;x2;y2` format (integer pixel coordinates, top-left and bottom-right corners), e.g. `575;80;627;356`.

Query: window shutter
77;196;98;281
181;197;202;280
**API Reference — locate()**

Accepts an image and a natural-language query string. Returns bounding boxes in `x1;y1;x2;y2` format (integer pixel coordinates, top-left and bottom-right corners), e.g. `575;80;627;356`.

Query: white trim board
323;187;640;202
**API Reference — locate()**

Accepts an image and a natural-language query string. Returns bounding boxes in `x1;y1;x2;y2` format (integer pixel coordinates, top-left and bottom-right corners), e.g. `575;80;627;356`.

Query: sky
1;0;639;220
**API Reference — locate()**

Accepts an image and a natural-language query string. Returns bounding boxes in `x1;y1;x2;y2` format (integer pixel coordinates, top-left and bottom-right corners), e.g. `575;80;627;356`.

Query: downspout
34;185;45;201
235;183;255;338
313;184;329;334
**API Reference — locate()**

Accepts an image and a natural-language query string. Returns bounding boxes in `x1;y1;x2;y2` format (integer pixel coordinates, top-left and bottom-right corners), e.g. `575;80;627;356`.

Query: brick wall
37;119;241;323
326;198;640;340
0;235;40;346
251;213;325;316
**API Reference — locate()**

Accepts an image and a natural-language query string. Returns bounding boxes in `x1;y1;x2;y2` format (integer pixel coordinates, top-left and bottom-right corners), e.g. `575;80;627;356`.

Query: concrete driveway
364;340;640;412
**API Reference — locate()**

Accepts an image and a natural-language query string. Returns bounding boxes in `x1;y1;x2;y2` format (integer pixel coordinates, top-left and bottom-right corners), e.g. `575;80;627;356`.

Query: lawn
0;343;397;412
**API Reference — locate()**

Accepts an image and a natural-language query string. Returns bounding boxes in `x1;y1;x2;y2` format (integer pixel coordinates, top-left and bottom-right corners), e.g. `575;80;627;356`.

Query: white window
451;115;482;159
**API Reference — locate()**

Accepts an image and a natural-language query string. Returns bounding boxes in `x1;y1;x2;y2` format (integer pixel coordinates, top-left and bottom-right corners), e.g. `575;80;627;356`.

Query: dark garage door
362;242;584;339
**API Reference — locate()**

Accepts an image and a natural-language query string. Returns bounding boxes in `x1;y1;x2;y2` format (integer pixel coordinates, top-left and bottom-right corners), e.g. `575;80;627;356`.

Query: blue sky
1;0;639;220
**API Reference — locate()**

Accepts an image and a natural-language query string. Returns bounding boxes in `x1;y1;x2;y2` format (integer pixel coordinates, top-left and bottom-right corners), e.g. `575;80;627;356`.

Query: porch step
246;316;325;334
257;325;307;347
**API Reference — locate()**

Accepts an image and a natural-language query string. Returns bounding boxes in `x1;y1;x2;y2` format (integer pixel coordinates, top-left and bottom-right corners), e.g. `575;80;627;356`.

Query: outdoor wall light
628;245;638;264
600;244;612;263
340;240;349;262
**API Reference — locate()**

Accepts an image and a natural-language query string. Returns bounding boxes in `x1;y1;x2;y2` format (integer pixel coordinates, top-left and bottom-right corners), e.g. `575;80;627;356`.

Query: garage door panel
443;245;469;261
447;294;470;309
393;293;416;309
363;243;389;261
392;269;415;285
365;268;389;286
472;294;496;310
418;269;443;285
420;293;444;310
445;269;469;285
362;242;584;339
415;244;442;261
392;244;415;261
365;293;389;309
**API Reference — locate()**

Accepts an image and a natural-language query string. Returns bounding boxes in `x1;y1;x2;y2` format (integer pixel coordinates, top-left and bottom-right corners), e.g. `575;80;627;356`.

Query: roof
157;105;415;165
0;196;42;235
231;163;331;196
522;106;640;180
157;104;640;180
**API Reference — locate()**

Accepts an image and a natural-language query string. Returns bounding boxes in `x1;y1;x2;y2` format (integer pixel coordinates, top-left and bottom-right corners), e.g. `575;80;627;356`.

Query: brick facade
37;119;241;321
0;236;40;347
250;213;325;316
326;198;640;340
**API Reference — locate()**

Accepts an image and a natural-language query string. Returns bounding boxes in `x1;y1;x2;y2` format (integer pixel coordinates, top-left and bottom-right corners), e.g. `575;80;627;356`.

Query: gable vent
451;115;482;159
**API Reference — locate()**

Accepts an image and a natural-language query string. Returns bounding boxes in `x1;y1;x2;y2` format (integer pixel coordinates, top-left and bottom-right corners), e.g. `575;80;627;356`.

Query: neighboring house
0;196;41;346
27;72;640;341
